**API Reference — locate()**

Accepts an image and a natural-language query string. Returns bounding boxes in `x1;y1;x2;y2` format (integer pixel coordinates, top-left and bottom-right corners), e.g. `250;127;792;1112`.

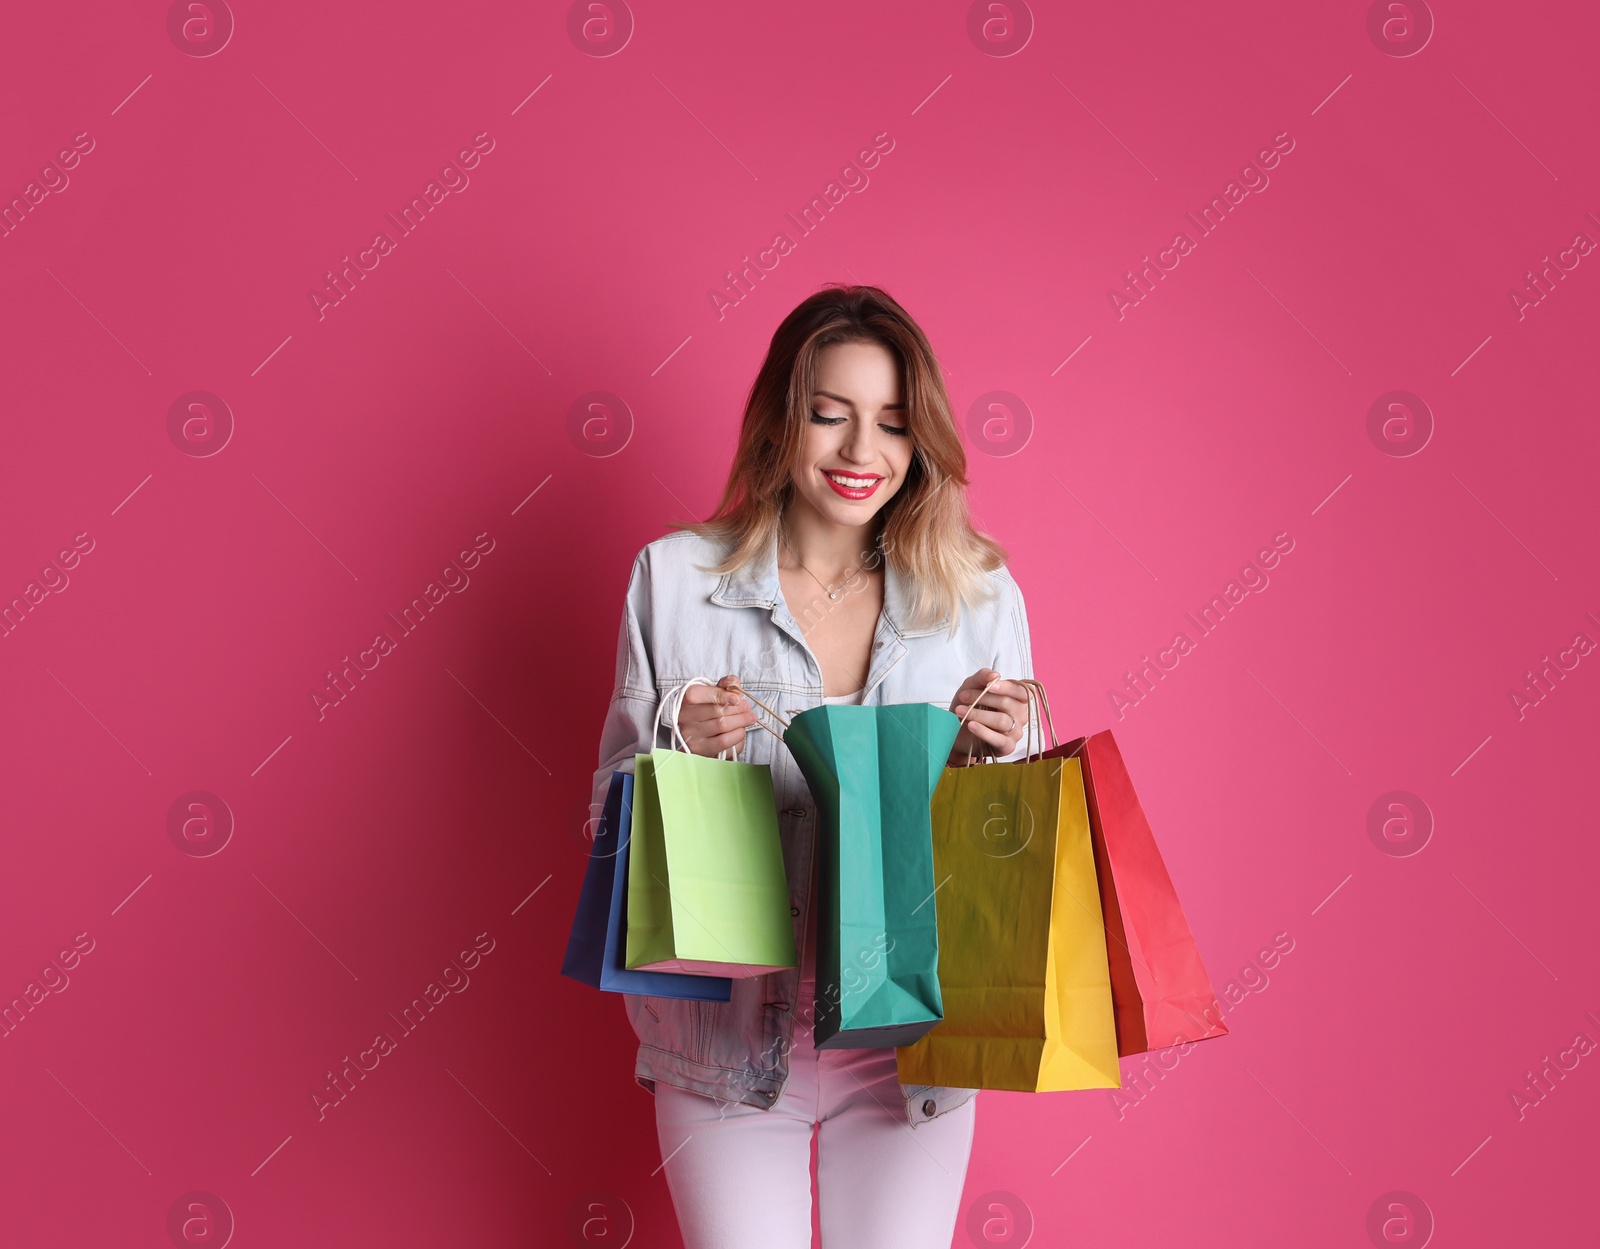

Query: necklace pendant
828;590;841;601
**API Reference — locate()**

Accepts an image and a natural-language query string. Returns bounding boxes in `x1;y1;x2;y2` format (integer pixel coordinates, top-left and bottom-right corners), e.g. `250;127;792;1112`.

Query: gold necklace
781;535;845;601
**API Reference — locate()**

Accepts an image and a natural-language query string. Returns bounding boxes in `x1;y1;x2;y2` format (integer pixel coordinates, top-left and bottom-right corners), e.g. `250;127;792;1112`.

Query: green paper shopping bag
625;678;798;977
779;698;963;1049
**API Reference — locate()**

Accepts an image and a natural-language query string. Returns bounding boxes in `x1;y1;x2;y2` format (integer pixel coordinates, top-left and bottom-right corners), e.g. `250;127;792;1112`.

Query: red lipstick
821;468;884;500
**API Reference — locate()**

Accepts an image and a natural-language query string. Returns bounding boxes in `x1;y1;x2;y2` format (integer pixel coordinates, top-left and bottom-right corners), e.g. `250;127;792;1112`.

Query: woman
590;284;1037;1248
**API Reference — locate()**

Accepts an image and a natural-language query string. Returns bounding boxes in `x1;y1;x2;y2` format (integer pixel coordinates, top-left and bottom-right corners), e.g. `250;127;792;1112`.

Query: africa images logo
707;133;897;320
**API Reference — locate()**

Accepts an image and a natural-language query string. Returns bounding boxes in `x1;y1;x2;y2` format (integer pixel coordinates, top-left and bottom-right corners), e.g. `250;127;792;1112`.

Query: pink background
1;1;1595;1245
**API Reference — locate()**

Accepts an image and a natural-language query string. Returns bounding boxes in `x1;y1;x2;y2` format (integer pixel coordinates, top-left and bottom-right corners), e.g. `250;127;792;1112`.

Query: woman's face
790;339;914;530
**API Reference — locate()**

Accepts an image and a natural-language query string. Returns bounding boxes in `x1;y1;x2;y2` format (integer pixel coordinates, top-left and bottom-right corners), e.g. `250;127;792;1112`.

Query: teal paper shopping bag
780;700;962;1048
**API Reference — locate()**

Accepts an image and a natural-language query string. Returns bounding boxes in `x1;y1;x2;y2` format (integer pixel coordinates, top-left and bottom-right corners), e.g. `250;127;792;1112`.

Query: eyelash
810;411;910;437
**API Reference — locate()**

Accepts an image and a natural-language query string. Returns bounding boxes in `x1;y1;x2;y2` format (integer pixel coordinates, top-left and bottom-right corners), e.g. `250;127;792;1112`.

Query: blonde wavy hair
674;283;1008;635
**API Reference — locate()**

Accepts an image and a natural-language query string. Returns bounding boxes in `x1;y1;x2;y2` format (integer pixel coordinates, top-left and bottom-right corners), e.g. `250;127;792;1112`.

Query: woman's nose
840;422;877;462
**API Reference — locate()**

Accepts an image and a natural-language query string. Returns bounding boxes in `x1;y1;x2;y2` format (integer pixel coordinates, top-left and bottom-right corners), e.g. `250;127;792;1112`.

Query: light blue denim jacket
591;526;1036;1128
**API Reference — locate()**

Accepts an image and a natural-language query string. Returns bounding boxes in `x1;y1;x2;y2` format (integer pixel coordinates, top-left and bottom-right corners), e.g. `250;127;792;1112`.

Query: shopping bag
625;679;798;977
1019;682;1227;1055
780;699;964;1048
895;681;1122;1092
560;770;732;1001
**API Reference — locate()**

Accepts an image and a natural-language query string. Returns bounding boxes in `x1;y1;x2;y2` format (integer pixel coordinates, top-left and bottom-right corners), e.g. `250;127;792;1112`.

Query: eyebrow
813;390;907;411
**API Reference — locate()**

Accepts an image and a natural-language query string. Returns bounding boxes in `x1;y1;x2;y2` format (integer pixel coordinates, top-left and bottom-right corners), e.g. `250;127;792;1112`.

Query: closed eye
809;410;910;437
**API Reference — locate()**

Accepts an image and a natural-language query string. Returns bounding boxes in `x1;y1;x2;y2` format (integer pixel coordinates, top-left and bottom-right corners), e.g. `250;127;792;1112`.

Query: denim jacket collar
708;525;949;639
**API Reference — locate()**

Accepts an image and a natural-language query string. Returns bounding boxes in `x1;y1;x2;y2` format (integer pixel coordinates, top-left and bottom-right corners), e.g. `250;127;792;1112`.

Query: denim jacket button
789;904;800;916
922;1098;937;1117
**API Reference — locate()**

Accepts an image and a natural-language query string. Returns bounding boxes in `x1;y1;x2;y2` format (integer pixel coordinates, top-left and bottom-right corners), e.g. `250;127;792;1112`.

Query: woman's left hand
947;668;1030;765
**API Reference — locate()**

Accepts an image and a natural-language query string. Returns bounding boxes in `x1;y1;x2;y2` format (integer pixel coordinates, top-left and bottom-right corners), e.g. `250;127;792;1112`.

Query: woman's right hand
673;675;757;757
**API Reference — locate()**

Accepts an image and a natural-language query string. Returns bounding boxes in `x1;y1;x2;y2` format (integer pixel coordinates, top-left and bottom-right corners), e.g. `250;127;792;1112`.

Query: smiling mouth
822;469;884;499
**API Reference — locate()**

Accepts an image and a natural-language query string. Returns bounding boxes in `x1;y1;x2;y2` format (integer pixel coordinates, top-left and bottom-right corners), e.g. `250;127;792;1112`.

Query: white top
820;687;865;705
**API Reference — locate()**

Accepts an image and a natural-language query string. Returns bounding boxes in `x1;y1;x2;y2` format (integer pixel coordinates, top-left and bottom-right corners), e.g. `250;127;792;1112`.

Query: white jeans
653;900;977;1249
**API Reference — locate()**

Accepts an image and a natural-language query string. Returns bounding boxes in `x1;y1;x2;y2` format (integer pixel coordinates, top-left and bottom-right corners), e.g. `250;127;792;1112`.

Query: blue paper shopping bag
561;771;732;1001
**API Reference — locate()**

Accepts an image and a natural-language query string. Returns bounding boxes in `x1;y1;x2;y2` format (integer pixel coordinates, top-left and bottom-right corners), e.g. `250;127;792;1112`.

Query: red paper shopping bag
1020;681;1229;1057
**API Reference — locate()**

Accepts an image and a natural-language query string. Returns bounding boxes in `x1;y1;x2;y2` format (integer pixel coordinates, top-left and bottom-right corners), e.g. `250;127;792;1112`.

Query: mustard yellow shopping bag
895;682;1121;1093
